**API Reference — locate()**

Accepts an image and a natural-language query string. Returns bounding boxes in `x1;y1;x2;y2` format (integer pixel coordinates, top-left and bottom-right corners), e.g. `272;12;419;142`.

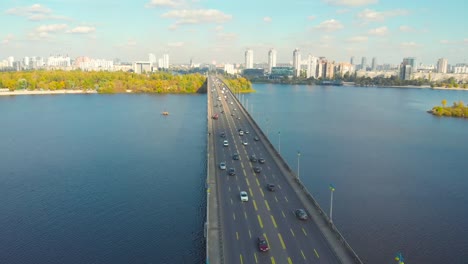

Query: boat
162;111;169;116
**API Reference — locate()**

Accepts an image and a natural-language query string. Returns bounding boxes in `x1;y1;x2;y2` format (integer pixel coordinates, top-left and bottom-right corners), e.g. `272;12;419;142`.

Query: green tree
441;99;447;107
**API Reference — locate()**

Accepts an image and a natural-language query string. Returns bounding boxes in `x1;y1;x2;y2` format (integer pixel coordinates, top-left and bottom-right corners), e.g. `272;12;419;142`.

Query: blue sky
1;0;467;65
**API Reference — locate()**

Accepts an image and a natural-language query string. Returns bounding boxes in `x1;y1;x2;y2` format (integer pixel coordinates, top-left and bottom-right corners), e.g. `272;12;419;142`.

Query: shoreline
0;89;98;96
343;83;468;91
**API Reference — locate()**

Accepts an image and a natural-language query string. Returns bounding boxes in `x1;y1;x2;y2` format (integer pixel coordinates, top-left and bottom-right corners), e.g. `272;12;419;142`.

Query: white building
224;64;235;75
133;61;152;74
268;49;277;73
7;56;14;67
149;53;157;67
47;55;71;68
293;48;301;77
78;59;114;71
453;65;468;74
307;55;318;78
245;49;253;69
437;58;448;73
162;54;169;69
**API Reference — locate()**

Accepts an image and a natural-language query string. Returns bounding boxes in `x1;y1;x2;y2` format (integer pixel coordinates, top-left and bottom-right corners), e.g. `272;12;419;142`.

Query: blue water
0;94;206;264
244;84;468;264
1;86;468;264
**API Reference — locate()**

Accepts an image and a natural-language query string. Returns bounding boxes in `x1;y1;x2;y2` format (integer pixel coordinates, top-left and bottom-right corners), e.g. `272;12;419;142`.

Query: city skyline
0;0;467;64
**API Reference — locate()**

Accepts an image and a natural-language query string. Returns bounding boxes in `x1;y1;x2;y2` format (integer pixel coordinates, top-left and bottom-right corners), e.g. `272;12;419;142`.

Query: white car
223;140;229;147
245;131;249;134
239;131;244;136
219;162;226;170
242;141;248;146
240;191;248;202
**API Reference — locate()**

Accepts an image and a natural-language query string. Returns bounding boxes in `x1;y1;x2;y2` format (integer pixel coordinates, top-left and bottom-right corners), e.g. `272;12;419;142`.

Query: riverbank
343;83;468;91
0;89;98;96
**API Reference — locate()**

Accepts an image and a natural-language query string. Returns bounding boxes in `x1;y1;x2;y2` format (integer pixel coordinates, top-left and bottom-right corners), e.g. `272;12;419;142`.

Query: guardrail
219;77;364;264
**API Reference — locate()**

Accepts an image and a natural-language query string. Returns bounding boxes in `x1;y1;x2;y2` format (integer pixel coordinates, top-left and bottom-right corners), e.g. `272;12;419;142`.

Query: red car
257;237;269;252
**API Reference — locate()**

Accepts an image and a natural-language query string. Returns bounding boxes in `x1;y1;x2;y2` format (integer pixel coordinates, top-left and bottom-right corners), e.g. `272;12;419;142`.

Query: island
429;100;468;118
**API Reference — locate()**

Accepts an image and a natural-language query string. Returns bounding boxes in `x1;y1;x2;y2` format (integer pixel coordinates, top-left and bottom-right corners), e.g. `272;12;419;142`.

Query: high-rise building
361;57;367;71
268;49;277;73
399;58;414;80
437;58;448;73
7;56;14;67
162;54;169;69
47;55;71;68
350;56;355;65
307;55;318;78
245;49;253;69
403;57;416;70
371;57;377;71
149;53;157;66
293;48;301;77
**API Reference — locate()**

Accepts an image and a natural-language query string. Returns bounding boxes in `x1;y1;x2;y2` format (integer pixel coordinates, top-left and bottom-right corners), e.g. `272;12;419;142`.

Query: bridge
205;75;363;264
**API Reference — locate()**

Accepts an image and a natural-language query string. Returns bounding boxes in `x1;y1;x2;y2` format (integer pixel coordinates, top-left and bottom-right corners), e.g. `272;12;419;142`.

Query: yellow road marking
233;213;236;220
274;196;278;202
240;254;244;264
260;189;265;197
301;250;306;260
253;200;258;211
302;228;307;236
244;211;248;219
314;249;320;258
249;229;252;238
246;178;250;186
256;178;260;186
254;253;258;263
290;228;295;237
278;233;286;249
249;188;253;197
270;215;278;228
282;211;286;218
287;257;293;264
264;200;270;211
257;215;264;228
236;232;239;240
285;196;289;202
270;256;276;264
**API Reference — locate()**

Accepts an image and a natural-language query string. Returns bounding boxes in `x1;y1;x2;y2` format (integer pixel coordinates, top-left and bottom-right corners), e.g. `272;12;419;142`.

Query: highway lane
208;76;341;264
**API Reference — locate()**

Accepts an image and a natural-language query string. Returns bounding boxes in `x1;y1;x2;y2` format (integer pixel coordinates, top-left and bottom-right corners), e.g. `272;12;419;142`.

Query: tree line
0;70;208;94
431;99;468;118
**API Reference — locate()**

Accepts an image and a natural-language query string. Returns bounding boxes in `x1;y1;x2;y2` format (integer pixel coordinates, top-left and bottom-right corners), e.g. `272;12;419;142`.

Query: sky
0;0;467;65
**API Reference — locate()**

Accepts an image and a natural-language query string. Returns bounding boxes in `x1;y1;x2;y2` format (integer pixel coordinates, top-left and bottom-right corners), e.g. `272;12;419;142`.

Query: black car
258;158;265;164
220;132;226;138
267;184;275;191
228;168;236;176
254;136;259;141
295;209;308;220
233;153;239;160
249;155;257;162
253;167;262;173
238;128;242;132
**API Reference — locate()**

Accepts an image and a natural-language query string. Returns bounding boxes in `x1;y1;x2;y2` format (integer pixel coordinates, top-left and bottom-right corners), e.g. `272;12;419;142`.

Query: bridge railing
221;77;363;264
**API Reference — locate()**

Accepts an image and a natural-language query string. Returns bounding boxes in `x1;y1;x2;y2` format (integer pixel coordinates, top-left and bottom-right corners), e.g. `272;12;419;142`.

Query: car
242;141;248;146
254;136;259;141
219;162;226;170
239;131;244;136
240;191;248;202
249;155;257;162
228;168;236;176
258;158;265;164
233;153;239;160
220;132;226;138
295;209;308;220
231;113;235;116
234;108;237;111
267;184;275;192
257;237;269;252
245;131;249;134
223;140;229;147
230;102;233;105
253;167;262;173
237;117;241;120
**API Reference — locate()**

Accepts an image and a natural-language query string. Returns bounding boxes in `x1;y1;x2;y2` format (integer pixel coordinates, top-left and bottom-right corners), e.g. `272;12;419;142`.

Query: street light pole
278;131;281;154
297;151;301;179
329;184;335;223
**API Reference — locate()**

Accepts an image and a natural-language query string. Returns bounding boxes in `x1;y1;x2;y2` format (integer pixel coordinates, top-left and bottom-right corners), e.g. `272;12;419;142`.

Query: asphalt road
208;76;341;264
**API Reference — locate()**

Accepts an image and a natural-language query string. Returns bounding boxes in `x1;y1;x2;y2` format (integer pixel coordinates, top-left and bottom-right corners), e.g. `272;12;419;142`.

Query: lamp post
278;131;281;154
297;151;301;179
329;184;335;223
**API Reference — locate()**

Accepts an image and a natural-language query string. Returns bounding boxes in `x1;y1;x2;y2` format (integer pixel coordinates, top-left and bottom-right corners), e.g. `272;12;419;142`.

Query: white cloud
162;9;232;26
263;16;272;23
146;0;184;8
400;41;420;48
5;4;70;21
440;40;451;44
67;26;96;34
399;25;413;32
167;42;185;47
307;16;316;21
324;0;378;6
116;39;137;48
357;9;408;22
217;32;237;42
314;19;344;31
336;9;351;14
464;38;468;44
215;25;223;31
347;36;368;43
1;34;14;45
36;24;68;33
368;26;388;36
